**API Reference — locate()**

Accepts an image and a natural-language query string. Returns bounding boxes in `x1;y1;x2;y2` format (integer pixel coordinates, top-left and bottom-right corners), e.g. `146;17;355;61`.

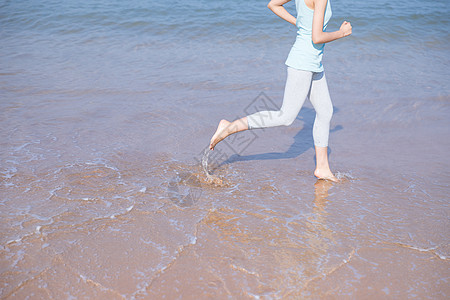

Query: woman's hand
312;0;352;44
339;21;352;37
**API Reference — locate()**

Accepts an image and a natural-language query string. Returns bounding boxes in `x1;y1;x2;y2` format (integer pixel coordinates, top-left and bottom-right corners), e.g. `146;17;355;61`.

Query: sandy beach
1;0;449;298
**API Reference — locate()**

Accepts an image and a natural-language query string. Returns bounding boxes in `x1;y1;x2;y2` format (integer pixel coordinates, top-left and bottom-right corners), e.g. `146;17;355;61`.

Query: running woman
209;0;352;182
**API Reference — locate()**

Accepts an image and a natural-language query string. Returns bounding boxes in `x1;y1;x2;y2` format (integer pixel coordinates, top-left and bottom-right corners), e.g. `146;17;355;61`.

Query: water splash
335;171;356;181
201;147;225;186
201;147;211;177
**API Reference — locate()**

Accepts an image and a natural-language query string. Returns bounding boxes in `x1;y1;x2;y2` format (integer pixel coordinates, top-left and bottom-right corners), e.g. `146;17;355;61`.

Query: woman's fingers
340;21;352;37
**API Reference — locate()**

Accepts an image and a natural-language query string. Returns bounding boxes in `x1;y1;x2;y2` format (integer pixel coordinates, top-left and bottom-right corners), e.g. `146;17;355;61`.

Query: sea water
1;0;449;298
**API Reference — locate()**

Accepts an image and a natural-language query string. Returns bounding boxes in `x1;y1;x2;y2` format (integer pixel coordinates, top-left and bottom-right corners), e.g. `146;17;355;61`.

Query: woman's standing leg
308;72;338;181
210;67;313;150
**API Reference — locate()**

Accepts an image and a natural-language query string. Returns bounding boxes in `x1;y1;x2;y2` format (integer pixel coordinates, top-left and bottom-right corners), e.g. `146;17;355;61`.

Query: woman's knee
279;111;297;126
326;105;334;121
317;104;333;122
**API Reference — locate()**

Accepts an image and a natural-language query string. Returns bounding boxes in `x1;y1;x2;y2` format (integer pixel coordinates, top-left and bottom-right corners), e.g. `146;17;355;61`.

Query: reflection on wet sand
282;179;337;298
2;149;449;298
312;179;333;237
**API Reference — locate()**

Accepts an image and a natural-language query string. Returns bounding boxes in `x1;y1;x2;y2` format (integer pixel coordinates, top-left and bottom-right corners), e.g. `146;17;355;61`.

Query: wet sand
1;88;449;298
1;0;449;297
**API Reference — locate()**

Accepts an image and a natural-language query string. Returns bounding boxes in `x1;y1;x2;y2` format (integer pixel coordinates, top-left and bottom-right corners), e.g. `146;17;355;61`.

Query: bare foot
210;119;230;150
314;168;339;182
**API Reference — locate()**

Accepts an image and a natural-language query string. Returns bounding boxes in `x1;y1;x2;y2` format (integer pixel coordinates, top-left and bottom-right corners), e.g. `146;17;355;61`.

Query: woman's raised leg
247;67;312;129
210;117;248;150
210;67;313;150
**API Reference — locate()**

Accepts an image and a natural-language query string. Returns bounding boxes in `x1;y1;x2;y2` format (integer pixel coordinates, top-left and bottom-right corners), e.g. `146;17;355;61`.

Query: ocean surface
1;0;449;298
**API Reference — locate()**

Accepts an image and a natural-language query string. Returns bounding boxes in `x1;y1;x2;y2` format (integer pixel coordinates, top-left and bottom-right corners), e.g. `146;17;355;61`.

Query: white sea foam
335;171;356;181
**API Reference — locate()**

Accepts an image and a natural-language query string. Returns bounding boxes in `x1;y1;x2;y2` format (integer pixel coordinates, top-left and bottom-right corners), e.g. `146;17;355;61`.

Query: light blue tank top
285;0;332;73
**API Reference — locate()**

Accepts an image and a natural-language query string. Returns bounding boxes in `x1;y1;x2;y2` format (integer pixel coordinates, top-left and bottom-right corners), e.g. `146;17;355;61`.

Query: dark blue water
1;0;449;99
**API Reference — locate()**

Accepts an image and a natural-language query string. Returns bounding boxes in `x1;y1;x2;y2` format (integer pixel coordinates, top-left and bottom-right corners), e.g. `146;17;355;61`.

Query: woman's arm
311;0;352;44
267;0;296;26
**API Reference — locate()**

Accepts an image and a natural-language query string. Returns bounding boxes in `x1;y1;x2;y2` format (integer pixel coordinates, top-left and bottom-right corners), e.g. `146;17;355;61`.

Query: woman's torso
285;0;332;72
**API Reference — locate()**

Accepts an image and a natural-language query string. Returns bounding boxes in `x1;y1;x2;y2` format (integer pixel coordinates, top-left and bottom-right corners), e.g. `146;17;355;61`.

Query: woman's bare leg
313;146;338;182
210;117;248;150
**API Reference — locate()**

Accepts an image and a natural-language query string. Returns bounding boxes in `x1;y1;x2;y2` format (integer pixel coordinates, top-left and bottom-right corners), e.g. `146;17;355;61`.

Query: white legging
247;67;333;147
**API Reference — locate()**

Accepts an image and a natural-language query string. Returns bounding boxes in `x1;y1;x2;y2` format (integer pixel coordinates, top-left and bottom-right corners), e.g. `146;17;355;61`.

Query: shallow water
1;0;449;298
